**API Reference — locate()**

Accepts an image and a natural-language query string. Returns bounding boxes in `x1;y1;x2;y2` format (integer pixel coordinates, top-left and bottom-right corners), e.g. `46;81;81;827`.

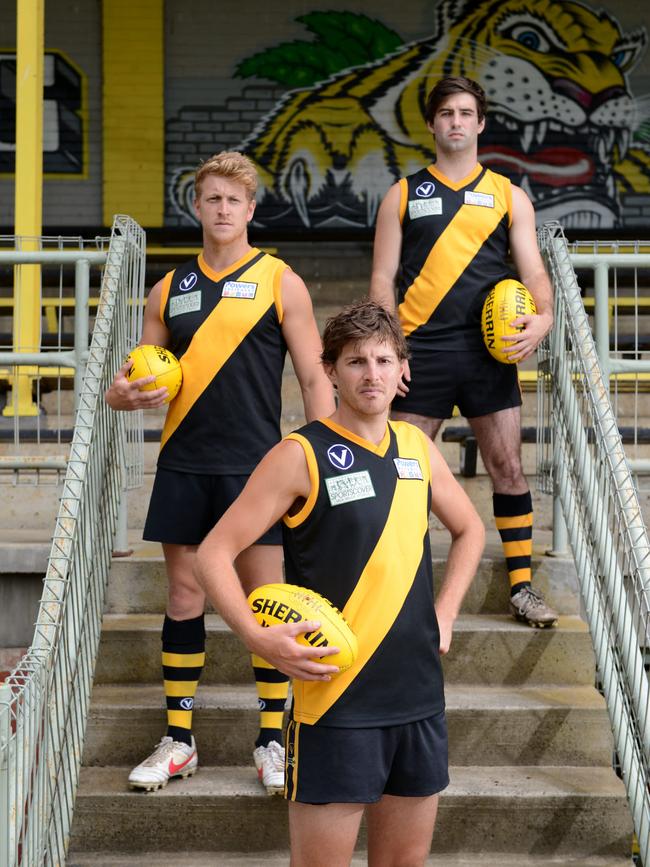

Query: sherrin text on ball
481;279;536;364
248;583;358;674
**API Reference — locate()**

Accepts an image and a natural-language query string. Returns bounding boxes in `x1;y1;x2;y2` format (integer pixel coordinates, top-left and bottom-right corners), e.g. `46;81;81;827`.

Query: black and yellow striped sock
252;653;289;748
162;614;206;747
493;491;533;597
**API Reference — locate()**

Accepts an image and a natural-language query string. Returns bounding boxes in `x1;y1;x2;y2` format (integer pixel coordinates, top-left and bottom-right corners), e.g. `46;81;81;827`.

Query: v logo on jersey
327;444;354;471
416;181;435;198
179;273;198;292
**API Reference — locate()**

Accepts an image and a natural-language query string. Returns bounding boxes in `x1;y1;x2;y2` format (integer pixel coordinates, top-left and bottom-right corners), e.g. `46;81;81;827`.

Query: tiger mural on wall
171;0;650;230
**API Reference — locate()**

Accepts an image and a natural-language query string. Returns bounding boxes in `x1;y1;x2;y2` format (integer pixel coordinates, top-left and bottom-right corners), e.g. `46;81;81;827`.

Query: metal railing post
74;257;91;411
0;683;11;867
593;260;610;381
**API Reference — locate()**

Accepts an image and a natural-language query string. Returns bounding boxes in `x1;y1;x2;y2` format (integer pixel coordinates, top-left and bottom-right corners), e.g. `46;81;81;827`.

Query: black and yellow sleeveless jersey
157;249;288;474
282;417;444;727
397;163;513;351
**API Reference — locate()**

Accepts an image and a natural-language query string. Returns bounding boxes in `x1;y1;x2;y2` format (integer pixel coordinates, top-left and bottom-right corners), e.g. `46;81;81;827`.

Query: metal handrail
0;250;107;416
0;216;145;866
538;222;650;866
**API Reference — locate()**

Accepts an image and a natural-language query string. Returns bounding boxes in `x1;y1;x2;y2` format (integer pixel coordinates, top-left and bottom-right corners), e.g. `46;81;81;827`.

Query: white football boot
253;740;285;795
128;736;198;791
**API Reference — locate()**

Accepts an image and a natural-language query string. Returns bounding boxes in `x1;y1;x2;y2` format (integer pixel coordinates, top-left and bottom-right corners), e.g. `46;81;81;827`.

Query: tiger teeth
535;121;548;145
617;129;630;160
520;125;535;153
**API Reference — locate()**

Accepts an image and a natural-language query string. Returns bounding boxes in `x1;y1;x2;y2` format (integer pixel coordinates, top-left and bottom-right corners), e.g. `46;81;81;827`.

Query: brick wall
164;84;286;227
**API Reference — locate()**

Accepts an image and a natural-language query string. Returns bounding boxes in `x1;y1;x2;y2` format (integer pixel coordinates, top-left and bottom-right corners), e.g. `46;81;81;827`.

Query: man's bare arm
195;439;339;680
281;269;336;421
369;183;403;313
426;437;485;654
505;185;554;362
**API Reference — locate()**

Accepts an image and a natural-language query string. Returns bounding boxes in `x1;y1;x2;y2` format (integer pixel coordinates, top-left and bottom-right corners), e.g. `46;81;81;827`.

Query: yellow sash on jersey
399;168;511;337
292;422;431;724
160;254;285;451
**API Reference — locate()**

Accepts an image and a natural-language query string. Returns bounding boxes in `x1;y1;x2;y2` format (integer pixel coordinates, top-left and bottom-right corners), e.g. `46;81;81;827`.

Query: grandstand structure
0;221;648;864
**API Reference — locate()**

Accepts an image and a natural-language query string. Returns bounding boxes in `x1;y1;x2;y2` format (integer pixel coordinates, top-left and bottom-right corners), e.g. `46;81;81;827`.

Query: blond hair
194;151;258;200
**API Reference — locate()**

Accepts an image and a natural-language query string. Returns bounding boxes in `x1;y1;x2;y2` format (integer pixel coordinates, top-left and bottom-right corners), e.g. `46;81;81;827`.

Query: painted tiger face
443;0;647;227
168;0;649;230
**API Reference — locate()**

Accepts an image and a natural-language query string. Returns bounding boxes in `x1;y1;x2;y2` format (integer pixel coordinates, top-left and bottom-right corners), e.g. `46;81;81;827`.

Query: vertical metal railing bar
0;216;145;866
539;222;650;866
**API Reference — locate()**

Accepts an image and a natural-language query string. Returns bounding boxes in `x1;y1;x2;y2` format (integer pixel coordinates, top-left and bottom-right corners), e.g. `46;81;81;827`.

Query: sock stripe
167;709;193;728
166;695;197;711
258;697;288;713
257;681;292;700
505;555;532;573
253;666;292;684
495;514;533;531
498;526;532;542
163;665;204;681
164;679;201;697
162;651;206;668
502;540;533;559
508;568;531;585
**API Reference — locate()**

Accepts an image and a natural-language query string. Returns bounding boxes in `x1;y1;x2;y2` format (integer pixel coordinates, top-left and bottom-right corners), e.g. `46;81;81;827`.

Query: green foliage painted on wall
235;11;403;87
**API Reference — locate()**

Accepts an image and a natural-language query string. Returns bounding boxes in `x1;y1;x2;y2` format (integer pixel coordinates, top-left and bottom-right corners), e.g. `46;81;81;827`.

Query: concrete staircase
65;523;633;864
1;301;635;865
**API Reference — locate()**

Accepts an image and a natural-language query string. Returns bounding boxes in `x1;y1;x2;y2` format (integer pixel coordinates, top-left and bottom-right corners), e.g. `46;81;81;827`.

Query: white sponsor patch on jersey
222;280;258;299
169;291;201;317
408;198;442;219
325;471;376;507
393;457;423;480
464;191;494;208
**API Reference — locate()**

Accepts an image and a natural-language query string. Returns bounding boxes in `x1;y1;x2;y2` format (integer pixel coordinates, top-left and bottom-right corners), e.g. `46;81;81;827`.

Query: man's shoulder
481;165;512;186
402;164;434;183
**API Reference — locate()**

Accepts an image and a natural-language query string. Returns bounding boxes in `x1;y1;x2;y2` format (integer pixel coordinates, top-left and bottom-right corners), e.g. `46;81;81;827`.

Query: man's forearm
369;274;397;313
195;544;261;649
300;378;336;423
435;522;485;623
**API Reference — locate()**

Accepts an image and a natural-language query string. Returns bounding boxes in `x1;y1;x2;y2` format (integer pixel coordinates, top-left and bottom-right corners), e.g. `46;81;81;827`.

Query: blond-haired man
106;151;335;793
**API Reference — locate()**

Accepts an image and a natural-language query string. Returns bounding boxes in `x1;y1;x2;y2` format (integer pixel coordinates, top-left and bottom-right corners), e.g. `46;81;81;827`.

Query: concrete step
101;538;579;616
67;853;634;866
82;683;613;768
94;614;596;687
69;765;632;857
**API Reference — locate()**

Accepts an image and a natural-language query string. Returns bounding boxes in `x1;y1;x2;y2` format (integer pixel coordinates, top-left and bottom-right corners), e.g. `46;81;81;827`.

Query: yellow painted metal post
6;0;44;416
102;0;164;227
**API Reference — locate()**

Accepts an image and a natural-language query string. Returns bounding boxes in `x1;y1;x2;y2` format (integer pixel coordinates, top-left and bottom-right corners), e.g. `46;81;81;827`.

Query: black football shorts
143;467;282;546
284;710;449;804
392;347;522;420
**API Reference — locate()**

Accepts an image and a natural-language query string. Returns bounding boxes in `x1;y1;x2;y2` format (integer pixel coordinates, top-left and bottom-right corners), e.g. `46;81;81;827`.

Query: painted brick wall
165;84;286;227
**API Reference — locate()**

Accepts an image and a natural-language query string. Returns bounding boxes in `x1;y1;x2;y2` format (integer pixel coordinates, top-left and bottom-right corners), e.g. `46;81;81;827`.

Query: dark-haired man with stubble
195;300;484;867
370;75;557;628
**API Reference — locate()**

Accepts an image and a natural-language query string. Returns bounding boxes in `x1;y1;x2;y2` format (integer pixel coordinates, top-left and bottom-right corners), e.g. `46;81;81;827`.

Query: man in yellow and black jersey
195;301;484;866
105;152;335;794
370;76;558;629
